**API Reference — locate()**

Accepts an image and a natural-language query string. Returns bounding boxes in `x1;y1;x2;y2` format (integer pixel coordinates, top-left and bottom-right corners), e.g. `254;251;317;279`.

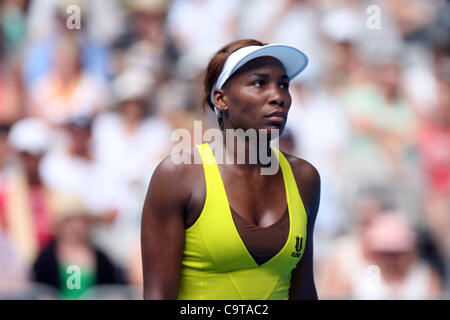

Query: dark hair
202;39;266;130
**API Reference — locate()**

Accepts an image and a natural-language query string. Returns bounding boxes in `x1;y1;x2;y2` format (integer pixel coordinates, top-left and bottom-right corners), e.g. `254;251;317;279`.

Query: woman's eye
252;80;265;87
280;82;289;89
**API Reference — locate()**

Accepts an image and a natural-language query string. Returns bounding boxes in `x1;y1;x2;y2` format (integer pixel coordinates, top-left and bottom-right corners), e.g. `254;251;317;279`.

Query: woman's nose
268;85;285;107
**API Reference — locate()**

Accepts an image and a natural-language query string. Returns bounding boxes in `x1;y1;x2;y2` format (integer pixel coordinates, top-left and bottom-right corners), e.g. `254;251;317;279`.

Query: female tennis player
141;39;320;300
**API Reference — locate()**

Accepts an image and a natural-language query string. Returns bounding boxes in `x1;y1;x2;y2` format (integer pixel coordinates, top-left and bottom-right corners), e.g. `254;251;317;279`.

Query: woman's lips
264;112;286;123
265;115;285;122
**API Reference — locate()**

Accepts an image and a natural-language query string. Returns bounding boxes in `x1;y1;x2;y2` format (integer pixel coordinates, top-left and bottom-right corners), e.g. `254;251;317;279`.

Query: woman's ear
213;89;229;113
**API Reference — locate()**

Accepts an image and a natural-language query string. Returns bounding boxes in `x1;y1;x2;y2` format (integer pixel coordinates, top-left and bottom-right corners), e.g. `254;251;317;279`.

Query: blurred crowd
0;0;448;299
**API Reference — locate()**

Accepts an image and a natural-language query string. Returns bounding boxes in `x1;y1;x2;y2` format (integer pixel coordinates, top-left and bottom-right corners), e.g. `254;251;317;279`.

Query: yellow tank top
177;143;308;300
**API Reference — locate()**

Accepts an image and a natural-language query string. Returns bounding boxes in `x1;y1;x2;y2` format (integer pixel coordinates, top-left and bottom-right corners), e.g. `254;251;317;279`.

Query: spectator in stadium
0;118;56;264
32;193;124;299
27;36;108;125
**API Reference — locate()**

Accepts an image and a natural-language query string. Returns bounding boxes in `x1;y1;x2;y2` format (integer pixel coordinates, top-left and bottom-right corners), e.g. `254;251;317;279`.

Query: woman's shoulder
279;151;321;219
151;146;205;188
146;146;205;214
281;151;321;185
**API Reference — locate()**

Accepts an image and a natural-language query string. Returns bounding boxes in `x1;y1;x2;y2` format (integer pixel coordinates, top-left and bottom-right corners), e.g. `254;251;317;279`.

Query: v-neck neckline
230;205;289;230
207;144;292;268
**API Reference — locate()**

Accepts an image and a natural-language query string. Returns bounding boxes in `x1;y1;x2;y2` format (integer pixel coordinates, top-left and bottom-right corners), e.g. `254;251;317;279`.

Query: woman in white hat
141;39;320;300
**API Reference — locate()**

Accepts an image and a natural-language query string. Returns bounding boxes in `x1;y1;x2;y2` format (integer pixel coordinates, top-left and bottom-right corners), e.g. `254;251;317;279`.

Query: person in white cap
354;211;443;300
0;118;56;265
142;39;320;300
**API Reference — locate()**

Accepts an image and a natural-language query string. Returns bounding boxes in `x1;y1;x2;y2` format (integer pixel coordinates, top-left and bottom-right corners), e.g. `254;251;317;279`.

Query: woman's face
58;215;91;243
219;56;292;135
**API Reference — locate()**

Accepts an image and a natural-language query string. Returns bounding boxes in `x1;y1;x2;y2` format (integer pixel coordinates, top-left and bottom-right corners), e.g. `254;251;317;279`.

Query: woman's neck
217;130;275;173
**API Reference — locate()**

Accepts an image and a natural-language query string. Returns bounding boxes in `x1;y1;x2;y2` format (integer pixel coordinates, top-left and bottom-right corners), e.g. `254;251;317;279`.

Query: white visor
210;44;308;113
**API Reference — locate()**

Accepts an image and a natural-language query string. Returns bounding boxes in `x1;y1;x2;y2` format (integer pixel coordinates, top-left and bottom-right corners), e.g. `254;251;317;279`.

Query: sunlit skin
141;55;320;300
209;57;294;225
215;56;291;133
213;57;291;171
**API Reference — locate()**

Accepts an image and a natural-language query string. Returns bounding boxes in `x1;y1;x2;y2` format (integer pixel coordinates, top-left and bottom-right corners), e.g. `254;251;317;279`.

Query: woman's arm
288;159;321;300
141;157;191;300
